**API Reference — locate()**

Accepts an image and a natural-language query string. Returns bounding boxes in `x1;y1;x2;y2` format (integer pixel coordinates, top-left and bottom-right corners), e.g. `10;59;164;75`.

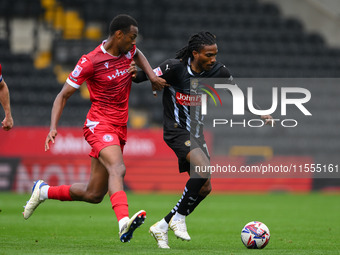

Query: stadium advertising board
0;127;315;192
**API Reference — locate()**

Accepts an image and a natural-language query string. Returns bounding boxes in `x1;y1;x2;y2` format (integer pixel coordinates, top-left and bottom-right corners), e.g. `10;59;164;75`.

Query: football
241;221;270;249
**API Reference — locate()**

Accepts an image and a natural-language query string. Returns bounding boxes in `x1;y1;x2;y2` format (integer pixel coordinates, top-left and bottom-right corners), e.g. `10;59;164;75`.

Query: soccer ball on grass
241;221;270;249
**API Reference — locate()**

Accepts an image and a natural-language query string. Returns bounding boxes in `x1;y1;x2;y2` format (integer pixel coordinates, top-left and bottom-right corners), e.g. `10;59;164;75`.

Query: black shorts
164;128;210;173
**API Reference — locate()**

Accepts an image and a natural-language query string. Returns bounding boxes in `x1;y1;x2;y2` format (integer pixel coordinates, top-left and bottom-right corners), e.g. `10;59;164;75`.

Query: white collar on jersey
100;40;120;58
187;58;205;76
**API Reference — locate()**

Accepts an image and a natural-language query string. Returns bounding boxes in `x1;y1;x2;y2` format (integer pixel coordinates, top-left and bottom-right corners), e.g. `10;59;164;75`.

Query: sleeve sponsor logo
69;76;78;82
72;65;83;78
153;67;163;77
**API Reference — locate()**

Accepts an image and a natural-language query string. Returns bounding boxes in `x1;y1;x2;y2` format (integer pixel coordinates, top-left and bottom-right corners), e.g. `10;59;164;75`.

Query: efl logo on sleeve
153;67;163;77
72;65;83;77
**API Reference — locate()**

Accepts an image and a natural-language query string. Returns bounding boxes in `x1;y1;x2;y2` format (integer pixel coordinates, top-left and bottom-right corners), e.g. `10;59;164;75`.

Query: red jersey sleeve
66;56;93;89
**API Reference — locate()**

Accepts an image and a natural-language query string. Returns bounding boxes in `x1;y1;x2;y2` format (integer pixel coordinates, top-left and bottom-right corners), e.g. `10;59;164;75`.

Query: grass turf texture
0;192;339;254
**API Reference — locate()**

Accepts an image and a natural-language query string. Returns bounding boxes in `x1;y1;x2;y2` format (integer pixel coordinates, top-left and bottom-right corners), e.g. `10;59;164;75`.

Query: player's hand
261;115;275;126
1;115;13;131
128;61;137;80
150;76;169;96
45;129;58;151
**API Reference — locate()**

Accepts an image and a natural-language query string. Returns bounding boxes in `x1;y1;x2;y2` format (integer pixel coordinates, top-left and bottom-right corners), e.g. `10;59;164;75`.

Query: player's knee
86;192;105;204
108;163;126;178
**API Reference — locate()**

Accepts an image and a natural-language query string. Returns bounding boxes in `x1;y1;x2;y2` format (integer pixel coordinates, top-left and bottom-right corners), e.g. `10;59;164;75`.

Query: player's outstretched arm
133;49;169;92
220;67;274;126
0;79;13;131
133;71;148;83
0;64;13;131
45;82;77;151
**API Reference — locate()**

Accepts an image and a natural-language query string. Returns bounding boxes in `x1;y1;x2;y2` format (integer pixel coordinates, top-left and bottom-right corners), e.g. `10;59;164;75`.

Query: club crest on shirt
185;140;191;147
72;65;83;77
103;134;114;142
191;78;199;91
190;79;199;94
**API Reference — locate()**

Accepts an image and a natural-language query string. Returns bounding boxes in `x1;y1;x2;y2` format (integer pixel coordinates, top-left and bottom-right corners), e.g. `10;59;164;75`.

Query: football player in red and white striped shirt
0;64;13;131
23;14;168;243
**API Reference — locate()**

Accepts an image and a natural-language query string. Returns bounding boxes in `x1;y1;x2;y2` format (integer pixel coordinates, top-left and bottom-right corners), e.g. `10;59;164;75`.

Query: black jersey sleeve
219;65;263;112
219;65;232;79
154;59;179;82
133;59;178;84
133;70;148;83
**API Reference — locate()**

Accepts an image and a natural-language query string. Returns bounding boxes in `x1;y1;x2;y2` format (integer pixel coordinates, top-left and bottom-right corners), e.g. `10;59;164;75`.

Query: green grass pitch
0;192;339;254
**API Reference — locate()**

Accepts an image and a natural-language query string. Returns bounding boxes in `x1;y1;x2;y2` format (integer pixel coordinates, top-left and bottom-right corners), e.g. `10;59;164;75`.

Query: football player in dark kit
134;31;273;248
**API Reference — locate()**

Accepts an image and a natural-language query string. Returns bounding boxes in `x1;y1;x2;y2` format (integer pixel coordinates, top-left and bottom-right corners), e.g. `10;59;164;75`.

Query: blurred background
0;0;339;193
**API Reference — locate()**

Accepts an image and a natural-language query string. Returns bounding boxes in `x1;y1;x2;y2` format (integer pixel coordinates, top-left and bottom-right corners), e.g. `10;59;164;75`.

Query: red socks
47;186;128;221
48;185;73;201
110;190;129;221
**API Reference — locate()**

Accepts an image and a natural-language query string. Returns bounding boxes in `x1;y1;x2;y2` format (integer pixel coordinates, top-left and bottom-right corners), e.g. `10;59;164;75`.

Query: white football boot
149;221;170;249
119;210;146;242
169;216;191;241
23;180;47;220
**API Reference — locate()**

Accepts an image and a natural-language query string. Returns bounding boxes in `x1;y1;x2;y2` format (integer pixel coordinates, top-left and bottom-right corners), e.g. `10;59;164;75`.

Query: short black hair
176;32;216;63
109;14;138;36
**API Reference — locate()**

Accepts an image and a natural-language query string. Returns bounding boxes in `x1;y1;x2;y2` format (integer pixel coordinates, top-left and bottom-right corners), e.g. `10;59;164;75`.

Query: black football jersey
153;59;233;138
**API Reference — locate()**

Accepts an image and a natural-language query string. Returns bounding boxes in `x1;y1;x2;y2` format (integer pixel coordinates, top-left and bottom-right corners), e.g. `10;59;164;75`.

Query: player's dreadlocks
175;31;216;63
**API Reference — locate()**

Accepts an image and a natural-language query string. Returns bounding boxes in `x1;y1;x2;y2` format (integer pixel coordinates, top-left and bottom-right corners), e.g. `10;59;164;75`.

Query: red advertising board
0;128;312;193
0;127;173;157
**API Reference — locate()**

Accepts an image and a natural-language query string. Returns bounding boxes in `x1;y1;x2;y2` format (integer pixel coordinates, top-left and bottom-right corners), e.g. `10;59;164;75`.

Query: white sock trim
158;218;169;231
172;212;185;221
119;217;129;231
39;185;50;200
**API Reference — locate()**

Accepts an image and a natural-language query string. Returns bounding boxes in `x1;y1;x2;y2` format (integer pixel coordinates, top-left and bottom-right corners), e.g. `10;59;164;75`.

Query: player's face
119;25;138;54
194;44;218;72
